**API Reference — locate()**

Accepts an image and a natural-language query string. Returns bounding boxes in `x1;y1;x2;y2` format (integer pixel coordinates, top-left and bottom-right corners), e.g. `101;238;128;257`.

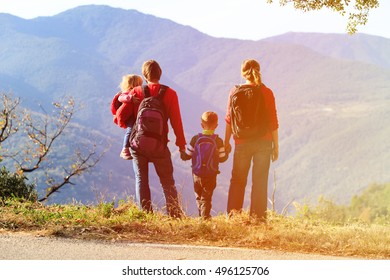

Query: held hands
225;142;232;155
179;147;191;161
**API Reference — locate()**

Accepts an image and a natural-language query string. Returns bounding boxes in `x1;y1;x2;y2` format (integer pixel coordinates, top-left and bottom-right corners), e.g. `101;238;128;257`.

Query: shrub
0;167;37;201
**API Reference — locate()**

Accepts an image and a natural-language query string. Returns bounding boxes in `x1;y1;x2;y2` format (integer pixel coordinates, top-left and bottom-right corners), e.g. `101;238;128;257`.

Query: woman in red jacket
224;59;279;221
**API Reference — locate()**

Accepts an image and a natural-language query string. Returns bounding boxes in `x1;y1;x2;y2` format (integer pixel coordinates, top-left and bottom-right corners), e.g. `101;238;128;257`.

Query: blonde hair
201;111;218;130
241;59;262;86
120;74;143;92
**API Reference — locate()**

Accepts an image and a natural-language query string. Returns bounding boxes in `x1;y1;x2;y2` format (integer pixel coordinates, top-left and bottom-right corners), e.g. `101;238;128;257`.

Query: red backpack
129;85;168;158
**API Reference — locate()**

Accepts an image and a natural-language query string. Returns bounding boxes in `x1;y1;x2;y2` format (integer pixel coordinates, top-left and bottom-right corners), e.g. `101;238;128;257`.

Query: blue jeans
123;126;132;148
123;118;135;148
227;140;272;220
131;147;182;217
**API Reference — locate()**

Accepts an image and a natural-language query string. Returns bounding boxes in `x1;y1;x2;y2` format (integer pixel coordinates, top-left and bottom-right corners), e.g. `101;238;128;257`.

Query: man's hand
180;151;188;161
179;148;191;161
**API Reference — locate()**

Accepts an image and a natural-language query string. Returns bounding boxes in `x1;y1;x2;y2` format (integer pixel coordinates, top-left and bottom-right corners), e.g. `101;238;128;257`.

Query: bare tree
1;93;104;201
0;93;21;145
267;0;380;33
16;97;76;173
39;144;104;202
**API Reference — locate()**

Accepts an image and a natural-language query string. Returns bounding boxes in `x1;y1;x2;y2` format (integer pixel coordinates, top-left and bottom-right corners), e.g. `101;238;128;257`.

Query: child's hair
142;60;162;82
201;111;218;129
120;74;143;92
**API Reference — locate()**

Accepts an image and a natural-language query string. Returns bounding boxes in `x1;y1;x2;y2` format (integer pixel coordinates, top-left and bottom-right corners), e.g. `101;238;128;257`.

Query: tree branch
267;0;380;34
0;93;21;144
38;145;104;202
19;97;76;173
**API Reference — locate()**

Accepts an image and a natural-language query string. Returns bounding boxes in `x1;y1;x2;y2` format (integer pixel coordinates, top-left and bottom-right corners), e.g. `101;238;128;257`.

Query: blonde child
111;74;143;160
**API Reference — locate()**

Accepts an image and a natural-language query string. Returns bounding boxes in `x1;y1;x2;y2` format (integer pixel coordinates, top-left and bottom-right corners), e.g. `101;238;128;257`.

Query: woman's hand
271;129;279;162
272;145;279;162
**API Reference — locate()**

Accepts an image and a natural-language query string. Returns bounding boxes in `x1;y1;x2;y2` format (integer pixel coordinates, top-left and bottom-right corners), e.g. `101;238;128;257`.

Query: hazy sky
0;0;389;40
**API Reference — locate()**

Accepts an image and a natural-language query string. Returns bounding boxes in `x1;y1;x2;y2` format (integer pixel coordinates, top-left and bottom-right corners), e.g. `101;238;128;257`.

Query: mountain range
0;5;389;214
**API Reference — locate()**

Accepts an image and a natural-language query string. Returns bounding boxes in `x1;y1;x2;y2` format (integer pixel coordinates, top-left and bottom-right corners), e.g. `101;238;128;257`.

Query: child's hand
132;96;140;105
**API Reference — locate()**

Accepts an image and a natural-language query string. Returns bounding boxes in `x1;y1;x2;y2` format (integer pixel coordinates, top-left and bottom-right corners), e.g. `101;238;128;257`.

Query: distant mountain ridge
0;5;389;214
264;32;390;69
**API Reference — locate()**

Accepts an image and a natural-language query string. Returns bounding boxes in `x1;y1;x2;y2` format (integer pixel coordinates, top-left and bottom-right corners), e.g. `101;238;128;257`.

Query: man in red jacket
117;60;186;218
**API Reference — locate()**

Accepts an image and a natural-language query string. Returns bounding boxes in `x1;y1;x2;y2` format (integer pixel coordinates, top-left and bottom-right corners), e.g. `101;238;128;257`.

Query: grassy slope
1;199;389;259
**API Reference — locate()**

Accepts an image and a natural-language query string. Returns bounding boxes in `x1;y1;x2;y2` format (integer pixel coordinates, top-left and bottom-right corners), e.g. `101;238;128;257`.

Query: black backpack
129;85;168;158
230;84;267;139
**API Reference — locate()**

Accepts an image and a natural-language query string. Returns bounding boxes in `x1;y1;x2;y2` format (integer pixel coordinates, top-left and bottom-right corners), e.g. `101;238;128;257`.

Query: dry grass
1;199;390;259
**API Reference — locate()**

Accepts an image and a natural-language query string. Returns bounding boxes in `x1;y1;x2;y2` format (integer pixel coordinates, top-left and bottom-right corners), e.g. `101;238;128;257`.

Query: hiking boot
120;148;132;160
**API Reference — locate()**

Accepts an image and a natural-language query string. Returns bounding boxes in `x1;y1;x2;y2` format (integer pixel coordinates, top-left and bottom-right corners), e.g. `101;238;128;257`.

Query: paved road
0;232;352;260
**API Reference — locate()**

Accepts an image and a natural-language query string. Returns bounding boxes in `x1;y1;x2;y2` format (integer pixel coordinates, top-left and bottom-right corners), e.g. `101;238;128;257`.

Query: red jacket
117;83;186;150
225;84;279;143
111;91;133;128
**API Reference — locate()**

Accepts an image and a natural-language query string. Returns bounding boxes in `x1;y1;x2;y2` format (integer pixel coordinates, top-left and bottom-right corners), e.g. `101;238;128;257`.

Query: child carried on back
111;74;143;160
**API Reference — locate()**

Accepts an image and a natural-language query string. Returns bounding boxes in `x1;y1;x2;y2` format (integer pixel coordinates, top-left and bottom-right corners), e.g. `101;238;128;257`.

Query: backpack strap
142;85;151;98
157;85;168;99
196;133;218;146
197;133;217;139
142;84;169;99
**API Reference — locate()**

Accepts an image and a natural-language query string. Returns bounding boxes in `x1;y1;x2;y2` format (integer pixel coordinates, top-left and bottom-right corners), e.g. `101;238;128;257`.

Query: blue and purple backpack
192;134;219;177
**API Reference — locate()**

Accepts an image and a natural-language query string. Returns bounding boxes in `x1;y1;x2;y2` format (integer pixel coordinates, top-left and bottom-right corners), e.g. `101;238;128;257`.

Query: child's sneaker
120;148;132;160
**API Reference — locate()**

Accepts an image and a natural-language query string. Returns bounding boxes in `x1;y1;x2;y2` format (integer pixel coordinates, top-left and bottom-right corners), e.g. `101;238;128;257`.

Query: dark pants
131;147;182;218
192;174;217;219
227;140;272;220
